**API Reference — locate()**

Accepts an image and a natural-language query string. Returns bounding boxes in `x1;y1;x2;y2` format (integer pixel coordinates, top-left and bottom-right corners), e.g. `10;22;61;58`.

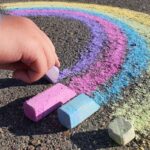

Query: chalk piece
57;94;100;129
23;83;77;122
108;117;135;145
46;66;59;83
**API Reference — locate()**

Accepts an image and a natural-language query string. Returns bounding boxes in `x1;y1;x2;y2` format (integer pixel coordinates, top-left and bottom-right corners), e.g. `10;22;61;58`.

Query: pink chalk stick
23;83;77;122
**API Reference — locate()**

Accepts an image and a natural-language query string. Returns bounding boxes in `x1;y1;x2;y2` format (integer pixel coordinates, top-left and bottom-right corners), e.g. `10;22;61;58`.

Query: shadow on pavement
0;96;66;136
71;129;118;149
0;77;49;89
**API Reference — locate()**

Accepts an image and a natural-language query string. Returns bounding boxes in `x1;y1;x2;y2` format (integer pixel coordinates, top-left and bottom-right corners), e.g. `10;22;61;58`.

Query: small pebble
0;128;3;134
139;147;144;150
108;117;135;145
63;131;71;138
30;139;41;146
27;145;35;150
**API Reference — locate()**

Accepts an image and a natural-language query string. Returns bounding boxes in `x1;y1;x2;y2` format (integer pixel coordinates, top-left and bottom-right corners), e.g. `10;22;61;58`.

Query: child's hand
0;15;60;83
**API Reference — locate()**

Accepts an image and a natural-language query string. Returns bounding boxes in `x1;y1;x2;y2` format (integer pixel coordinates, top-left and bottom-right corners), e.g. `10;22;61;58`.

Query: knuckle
21;17;33;25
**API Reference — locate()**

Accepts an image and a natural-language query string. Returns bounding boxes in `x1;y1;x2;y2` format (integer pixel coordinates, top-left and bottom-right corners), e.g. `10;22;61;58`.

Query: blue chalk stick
57;94;100;129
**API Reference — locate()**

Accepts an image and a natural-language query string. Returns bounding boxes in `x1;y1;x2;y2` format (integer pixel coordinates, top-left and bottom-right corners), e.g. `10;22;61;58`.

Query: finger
55;54;60;67
13;50;48;83
13;69;32;83
39;30;59;68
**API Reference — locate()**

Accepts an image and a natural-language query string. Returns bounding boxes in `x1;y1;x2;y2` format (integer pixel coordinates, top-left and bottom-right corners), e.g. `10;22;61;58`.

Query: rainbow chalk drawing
2;2;150;133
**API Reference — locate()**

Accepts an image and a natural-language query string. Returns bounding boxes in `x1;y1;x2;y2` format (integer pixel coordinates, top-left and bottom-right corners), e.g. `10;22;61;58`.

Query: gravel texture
0;0;150;150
